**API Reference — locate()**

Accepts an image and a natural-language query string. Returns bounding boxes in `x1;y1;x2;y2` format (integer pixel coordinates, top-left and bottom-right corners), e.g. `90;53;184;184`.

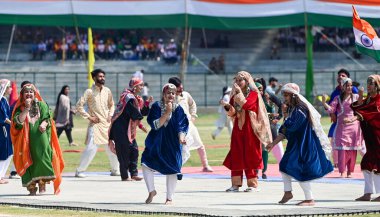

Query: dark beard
96;79;105;85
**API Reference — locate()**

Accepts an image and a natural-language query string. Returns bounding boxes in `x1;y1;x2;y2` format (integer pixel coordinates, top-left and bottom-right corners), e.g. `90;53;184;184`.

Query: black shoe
262;174;267;179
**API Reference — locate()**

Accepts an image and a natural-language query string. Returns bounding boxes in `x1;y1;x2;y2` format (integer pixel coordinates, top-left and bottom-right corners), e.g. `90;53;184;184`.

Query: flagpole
303;0;314;102
180;0;189;82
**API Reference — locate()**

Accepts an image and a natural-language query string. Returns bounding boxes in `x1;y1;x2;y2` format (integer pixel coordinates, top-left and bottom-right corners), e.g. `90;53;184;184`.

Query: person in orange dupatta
10;84;64;195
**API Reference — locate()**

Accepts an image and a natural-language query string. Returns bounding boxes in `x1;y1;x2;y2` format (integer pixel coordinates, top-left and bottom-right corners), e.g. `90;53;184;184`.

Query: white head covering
340;77;352;87
282;83;331;159
0;79;10;99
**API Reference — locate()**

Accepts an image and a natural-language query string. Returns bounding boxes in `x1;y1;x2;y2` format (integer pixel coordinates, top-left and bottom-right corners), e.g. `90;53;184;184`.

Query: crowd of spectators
14;28;181;64
275;27;358;53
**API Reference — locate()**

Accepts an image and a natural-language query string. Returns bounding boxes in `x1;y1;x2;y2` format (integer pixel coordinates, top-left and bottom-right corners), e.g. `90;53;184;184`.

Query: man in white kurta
75;69;119;178
169;77;213;172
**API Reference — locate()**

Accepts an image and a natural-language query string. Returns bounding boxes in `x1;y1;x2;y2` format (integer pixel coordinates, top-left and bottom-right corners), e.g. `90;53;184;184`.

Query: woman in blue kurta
0;79;13;184
141;83;189;205
267;83;333;206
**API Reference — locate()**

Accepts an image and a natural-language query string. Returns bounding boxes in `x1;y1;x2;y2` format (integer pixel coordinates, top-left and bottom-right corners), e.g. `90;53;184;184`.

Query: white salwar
142;165;177;201
282;173;313;200
0;155;12;179
76;126;119;173
363;170;380;194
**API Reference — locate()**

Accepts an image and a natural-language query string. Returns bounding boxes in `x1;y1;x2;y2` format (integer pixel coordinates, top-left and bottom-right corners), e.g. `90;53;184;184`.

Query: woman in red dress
222;71;272;192
351;74;380;202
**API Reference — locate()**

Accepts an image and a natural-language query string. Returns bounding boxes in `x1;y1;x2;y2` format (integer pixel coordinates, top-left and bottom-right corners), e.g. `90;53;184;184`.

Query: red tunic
351;94;380;172
223;91;263;171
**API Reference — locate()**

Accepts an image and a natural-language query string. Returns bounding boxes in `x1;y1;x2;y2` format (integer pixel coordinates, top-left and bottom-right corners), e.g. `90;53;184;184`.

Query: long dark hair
55;85;70;109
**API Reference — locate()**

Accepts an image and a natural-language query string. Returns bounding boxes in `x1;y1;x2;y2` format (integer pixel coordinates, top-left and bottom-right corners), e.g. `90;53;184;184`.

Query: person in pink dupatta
108;77;152;181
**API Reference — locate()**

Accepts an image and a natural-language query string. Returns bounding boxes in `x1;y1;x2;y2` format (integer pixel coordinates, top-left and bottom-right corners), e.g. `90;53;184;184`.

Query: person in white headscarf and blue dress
0;79;13;184
267;83;333;206
141;83;189;205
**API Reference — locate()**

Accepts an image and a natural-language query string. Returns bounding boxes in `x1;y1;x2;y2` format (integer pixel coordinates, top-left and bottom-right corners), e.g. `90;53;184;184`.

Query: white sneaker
75;170;86;178
110;171;120;176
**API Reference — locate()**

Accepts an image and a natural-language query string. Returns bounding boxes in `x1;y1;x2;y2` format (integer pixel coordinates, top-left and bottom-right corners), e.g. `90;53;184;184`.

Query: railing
1;70;378;107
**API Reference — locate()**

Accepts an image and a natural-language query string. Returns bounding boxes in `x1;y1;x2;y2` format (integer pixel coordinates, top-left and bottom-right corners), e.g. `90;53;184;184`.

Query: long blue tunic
0;97;13;160
141;101;189;175
279;106;333;181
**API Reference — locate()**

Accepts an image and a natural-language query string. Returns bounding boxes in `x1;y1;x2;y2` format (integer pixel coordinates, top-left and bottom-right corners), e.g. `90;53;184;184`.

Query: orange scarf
10;85;64;194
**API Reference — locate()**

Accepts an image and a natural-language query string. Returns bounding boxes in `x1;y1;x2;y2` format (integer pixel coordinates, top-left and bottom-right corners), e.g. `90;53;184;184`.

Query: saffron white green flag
353;6;380;63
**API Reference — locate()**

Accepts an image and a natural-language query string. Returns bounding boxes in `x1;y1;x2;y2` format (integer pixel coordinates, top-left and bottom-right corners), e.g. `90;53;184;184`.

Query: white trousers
76;126;119;173
212;114;233;137
363;170;380;194
282;173;313;200
0;155;12;179
142;165;177;200
272;141;284;163
187;122;210;167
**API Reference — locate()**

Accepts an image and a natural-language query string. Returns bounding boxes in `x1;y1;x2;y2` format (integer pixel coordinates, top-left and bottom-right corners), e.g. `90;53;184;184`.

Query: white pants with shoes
0;155;12;179
282;173;313;200
363;170;380;194
142;165;177;200
76;126;119;173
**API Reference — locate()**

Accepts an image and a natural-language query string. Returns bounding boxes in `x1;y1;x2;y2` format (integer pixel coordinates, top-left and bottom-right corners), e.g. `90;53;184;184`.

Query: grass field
0;205;379;217
57;113;344;173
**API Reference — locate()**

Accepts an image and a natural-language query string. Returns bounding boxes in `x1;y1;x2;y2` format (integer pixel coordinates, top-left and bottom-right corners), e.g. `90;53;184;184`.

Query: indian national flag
353;6;380;63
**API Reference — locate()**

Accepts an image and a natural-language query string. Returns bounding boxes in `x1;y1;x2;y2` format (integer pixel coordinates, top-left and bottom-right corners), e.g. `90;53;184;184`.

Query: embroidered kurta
326;95;362;150
141;101;189;175
76;85;115;145
279;106;333;181
0;97;12;160
351;94;380;172
223;90;263;171
13;102;55;187
176;91;197;120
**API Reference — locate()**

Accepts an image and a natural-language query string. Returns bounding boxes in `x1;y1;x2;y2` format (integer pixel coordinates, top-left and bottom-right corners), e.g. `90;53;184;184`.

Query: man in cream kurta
75;69;119;178
168;77;213;172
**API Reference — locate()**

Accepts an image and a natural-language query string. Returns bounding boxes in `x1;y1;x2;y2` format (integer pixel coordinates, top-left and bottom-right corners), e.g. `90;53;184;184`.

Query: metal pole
202;28;208;49
5;25;16;64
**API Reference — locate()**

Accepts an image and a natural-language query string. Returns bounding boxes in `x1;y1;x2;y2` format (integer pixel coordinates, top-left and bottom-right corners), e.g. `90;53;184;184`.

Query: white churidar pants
363;170;380;194
142;165;177;200
282;173;313;200
0;155;12;179
76;126;119;173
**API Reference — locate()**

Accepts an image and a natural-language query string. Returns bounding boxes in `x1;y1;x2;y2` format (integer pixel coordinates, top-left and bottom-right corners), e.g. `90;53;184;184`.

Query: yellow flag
88;28;95;88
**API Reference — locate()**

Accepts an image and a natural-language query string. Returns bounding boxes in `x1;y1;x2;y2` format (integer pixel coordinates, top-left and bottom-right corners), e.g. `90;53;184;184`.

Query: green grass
0;205;181;217
57;113;352;173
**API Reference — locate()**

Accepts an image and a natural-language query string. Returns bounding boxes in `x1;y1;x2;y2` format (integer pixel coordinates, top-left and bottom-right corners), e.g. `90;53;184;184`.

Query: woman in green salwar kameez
11;84;64;195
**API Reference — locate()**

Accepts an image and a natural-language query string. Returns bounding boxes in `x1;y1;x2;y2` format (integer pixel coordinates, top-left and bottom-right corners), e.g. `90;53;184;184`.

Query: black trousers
115;140;139;179
56;126;73;144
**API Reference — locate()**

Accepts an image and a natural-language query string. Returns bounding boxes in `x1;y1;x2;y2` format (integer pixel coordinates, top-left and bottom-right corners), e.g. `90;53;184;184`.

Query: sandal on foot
244;187;260;192
225;186;239;192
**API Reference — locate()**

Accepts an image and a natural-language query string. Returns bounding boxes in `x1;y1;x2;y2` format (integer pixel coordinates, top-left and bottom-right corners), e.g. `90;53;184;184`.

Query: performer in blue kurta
141;83;189;205
0;79;13;184
267;83;333;206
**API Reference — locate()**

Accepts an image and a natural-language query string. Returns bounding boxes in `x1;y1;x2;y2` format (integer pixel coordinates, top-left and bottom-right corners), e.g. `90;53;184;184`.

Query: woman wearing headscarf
322;78;363;178
10;84;64;195
141;83;189;205
54;85;77;146
221;71;272;192
108;77;151;181
0;79;13;184
267;83;333;206
351;75;380;202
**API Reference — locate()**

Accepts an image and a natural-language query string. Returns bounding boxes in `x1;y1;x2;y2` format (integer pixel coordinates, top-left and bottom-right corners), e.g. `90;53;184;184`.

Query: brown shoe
122;178;133;181
131;176;143;181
